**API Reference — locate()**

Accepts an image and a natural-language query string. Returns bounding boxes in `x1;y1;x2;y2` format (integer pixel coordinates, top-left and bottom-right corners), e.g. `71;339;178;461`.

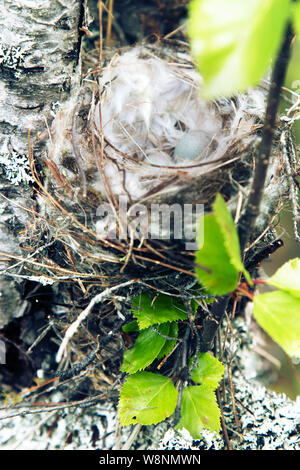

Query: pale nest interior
48;42;270;213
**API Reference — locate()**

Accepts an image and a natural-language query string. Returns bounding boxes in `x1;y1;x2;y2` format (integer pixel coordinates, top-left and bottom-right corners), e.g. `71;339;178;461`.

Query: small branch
173;326;190;426
150;325;182;342
238;22;294;254
55;278;138;363
121;423;142;450
0;387;118;421
52;336;101;380
216;388;231;450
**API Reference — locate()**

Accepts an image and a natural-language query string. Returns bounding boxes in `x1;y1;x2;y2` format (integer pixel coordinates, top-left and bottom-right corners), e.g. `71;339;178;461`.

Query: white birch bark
0;0;82;326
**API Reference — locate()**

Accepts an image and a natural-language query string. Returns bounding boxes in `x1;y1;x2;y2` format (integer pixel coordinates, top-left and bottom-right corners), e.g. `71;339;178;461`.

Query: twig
150;324;183;342
113;417;122;450
55;278;138;362
281;129;300;242
0;238;55;274
121;423;142;450
27;321;54;354
0;388;118;421
199;295;227;352
216;388;231;450
98;0;103;63
157;342;179;370
238;22;294;254
173;326;191;426
106;0;114;47
10;410;58;450
185;301;200;373
228;360;241;433
52;336;101;380
164;22;187;40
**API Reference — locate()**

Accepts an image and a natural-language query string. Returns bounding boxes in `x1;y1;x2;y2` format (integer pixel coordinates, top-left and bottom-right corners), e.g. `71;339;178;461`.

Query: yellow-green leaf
176;384;221;439
120;323;170;374
253;289;300;358
213;194;251;284
119;372;178;426
188;0;291;99
196;213;239;295
267;258;300;298
195;194;250;295
132;294;188;329
190;353;224;390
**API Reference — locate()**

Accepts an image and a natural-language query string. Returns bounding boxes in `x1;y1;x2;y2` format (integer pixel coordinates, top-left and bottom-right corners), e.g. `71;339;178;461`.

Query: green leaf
190;353;224;390
196;194;249;295
213;195;251;284
131;294;188;329
176;384;221;439
267;258;300;298
188;0;291;99
119;371;178;426
120;323;170;374
122;320;139;333
253;289;300;358
196;213;239;295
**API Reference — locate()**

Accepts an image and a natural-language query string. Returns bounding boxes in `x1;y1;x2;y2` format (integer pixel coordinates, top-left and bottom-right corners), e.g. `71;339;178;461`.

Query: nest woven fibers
37;40;288;272
15;38;294;410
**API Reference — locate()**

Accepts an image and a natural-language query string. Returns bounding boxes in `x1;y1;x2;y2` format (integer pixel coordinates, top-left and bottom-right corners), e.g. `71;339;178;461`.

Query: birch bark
0;0;82;326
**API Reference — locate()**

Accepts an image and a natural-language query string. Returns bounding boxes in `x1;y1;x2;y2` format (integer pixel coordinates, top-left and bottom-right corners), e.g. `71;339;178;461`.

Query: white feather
95;47;222;163
49;46;267;204
91;46;267;201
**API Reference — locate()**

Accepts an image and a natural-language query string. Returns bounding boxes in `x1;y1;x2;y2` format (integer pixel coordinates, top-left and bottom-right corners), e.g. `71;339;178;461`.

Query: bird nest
18;39;293;393
34;40;287;277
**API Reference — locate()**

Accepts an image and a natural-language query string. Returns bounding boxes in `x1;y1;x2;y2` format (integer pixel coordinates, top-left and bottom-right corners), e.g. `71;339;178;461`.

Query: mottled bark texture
0;0;82;326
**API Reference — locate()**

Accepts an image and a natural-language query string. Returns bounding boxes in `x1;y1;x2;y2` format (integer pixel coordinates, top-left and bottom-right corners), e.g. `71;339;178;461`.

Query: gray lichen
0;396;121;450
0;149;33;186
0;43;25;78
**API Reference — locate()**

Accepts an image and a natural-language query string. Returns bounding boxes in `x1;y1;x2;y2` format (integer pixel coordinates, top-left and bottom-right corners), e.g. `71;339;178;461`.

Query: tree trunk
0;0;82;327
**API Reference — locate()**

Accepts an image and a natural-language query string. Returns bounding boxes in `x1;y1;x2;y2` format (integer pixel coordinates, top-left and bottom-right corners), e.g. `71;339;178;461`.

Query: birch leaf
119;372;178;426
253;289;300;358
176;384;221;439
188;0;291;98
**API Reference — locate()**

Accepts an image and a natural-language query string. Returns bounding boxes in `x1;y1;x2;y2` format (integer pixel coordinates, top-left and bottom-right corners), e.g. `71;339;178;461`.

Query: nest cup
41;41;288;286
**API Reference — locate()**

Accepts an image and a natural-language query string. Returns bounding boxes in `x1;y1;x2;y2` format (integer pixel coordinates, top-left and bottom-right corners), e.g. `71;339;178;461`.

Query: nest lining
54;44;266;201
